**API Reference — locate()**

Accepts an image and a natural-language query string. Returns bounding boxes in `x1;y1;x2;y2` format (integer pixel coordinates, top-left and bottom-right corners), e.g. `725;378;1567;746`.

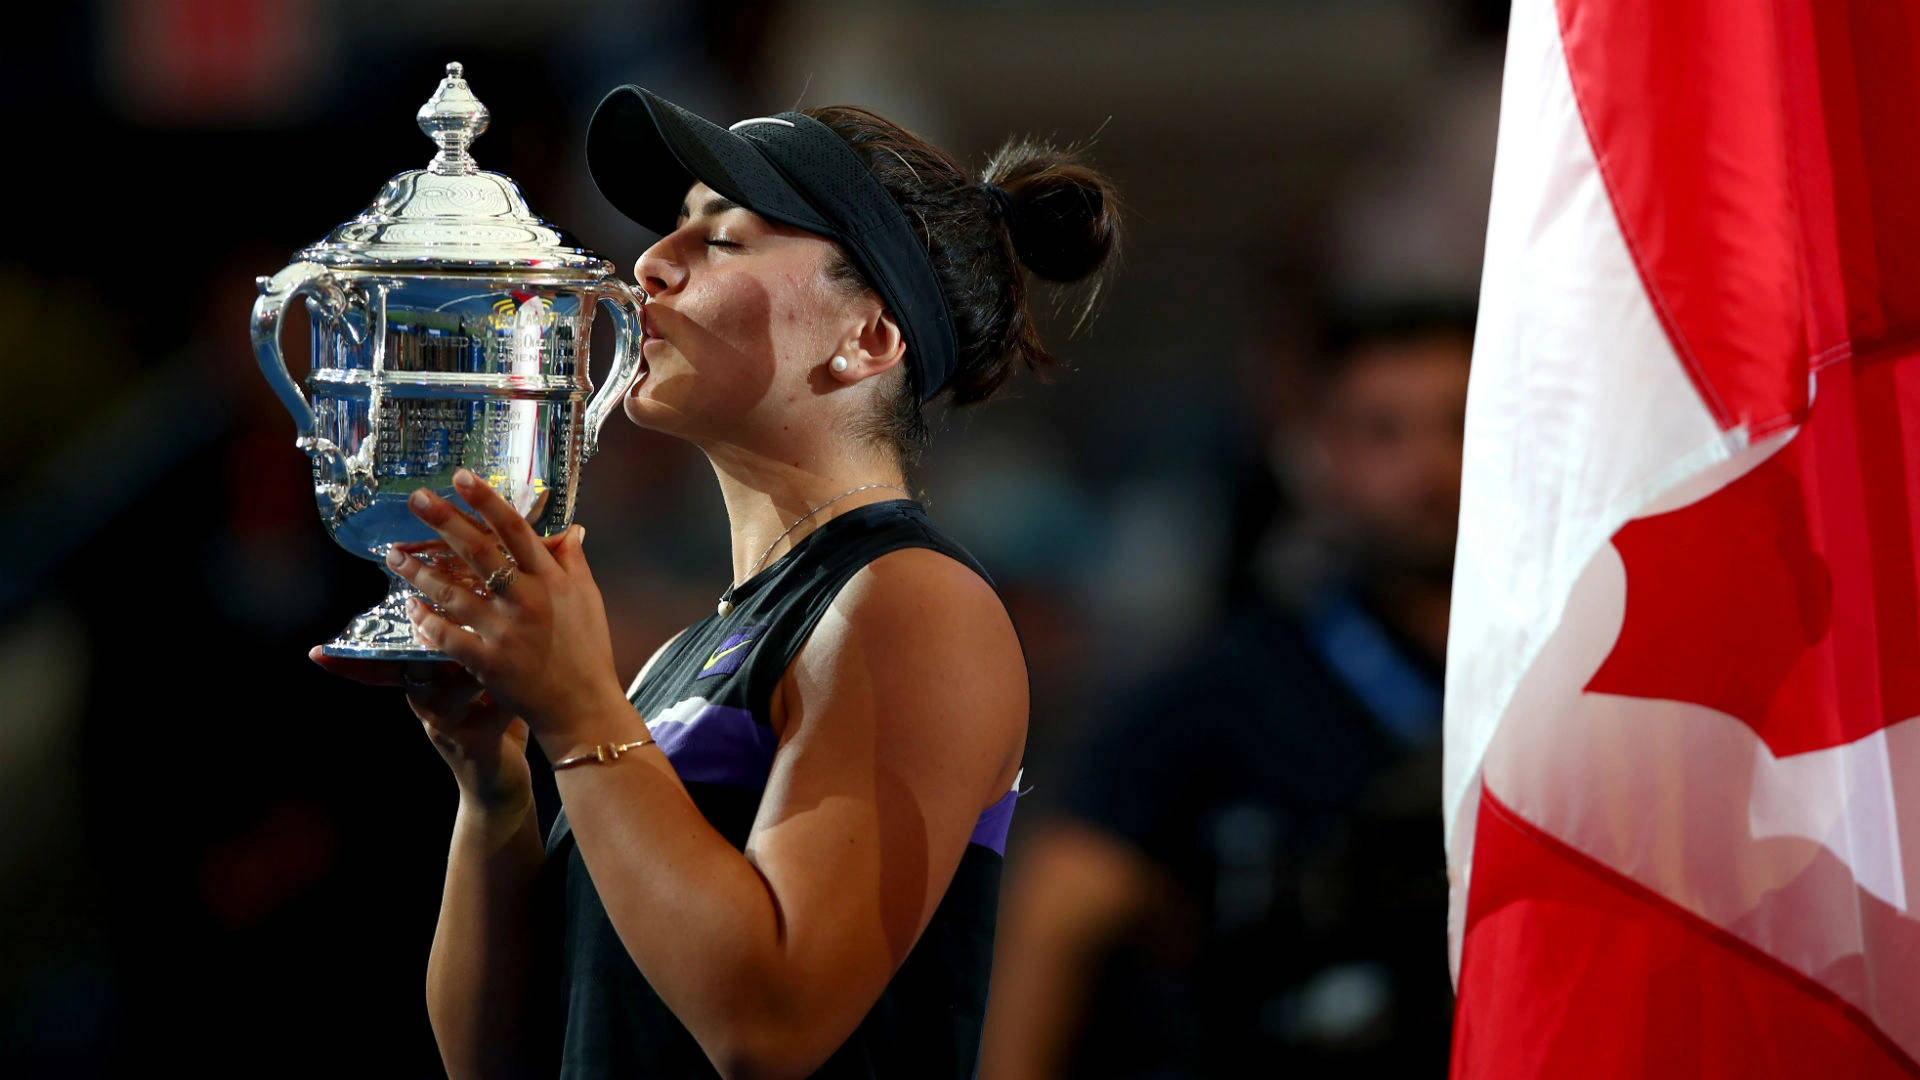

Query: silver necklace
717;483;910;615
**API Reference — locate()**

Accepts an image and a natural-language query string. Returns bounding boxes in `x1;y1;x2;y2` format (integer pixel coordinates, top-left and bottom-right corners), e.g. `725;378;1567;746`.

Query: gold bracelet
552;736;655;770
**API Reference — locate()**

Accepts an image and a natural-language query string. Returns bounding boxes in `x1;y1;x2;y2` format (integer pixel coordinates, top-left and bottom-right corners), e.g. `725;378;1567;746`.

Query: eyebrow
677;194;745;224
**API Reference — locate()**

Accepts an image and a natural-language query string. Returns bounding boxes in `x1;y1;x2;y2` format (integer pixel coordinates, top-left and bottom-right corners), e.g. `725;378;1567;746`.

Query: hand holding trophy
252;62;643;661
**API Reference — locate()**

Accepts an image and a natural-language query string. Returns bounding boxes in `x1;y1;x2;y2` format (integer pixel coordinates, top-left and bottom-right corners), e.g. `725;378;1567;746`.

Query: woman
314;86;1120;1078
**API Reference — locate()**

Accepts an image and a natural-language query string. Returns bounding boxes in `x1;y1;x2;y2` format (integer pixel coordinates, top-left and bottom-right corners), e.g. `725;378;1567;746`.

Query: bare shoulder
837;546;1016;645
741;546;1031;1044
783;545;1028;805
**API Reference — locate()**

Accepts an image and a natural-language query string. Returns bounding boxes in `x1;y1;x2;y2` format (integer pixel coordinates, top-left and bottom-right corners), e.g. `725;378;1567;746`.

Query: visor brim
586;86;832;238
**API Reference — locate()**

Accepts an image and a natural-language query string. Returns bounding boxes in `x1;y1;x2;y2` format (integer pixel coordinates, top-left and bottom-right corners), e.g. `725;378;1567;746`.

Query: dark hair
803;105;1123;465
1318;295;1478;373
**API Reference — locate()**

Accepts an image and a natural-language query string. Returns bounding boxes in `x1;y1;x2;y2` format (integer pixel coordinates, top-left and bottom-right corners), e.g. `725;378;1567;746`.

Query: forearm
979;901;1102;1080
981;823;1153;1080
427;796;548;1080
527;554;1026;1080
548;726;821;1077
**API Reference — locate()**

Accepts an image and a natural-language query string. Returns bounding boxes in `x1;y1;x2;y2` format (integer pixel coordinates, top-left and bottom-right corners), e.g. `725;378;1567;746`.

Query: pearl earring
831;355;849;372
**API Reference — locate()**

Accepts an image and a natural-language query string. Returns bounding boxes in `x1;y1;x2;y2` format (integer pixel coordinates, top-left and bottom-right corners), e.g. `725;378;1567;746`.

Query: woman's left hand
388;467;629;741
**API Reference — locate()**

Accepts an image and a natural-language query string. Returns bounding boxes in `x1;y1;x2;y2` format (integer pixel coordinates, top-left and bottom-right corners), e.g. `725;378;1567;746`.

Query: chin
621;381;716;446
620;377;667;425
620;390;672;433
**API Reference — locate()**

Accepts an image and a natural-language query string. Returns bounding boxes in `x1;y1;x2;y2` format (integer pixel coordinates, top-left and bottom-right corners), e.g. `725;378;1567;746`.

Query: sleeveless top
542;499;1022;1078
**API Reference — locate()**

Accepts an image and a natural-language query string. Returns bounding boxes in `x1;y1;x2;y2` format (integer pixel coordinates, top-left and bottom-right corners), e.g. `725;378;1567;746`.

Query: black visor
586;86;958;402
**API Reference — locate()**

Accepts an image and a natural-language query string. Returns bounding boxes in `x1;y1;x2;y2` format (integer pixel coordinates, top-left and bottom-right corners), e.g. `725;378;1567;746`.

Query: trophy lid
297;63;612;273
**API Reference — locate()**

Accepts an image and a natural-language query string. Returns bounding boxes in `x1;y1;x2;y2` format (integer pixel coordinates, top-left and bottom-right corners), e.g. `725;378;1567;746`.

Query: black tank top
543;499;1022;1078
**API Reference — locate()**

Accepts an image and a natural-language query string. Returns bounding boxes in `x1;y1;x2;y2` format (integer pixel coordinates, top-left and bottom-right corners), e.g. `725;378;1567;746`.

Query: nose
634;235;685;299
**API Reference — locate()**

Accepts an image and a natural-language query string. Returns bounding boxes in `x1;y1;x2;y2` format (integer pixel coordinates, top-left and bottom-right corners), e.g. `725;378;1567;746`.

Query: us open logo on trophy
251;63;645;660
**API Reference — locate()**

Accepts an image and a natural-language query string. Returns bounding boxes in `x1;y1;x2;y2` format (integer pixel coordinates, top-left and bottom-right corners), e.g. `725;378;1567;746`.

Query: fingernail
454;469;475;490
385;547;405;567
405;597;422;618
575;524;587;547
410;490;431;511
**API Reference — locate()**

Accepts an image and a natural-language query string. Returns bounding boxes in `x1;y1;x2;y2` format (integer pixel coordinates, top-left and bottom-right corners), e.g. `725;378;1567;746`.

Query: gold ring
484;564;517;596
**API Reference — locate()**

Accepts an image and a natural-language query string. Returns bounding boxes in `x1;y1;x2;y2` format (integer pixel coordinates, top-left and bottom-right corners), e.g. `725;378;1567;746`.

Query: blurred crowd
0;0;1499;1075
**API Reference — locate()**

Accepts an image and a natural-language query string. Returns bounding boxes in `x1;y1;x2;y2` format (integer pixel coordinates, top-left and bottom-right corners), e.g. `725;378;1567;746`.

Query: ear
829;297;907;385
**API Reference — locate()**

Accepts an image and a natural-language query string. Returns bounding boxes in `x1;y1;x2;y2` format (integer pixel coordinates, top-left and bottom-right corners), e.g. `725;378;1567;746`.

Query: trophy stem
321;560;449;661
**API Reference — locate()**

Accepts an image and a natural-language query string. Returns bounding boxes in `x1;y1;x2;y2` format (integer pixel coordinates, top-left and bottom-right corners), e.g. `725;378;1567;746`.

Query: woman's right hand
310;651;535;822
311;526;578;819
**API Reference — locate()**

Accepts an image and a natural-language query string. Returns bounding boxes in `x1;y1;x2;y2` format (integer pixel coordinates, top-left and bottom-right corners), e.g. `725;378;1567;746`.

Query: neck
703;441;908;586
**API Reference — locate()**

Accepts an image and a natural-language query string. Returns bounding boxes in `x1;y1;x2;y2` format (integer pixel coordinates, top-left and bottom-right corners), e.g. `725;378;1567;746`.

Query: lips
631;308;660;395
629;344;651;396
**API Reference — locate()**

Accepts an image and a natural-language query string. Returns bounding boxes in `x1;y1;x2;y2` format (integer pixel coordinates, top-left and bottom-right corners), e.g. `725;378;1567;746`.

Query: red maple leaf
1586;353;1920;758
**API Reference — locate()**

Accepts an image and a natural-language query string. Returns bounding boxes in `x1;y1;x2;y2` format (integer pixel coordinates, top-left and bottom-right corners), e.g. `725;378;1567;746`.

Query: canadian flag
1447;1;1920;1076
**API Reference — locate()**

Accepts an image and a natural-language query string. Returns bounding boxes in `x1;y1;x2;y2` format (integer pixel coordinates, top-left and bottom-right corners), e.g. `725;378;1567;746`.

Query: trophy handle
582;280;646;463
251;261;354;512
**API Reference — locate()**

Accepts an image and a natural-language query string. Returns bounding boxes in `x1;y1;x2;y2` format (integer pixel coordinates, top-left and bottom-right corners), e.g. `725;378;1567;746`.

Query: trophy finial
418;61;489;176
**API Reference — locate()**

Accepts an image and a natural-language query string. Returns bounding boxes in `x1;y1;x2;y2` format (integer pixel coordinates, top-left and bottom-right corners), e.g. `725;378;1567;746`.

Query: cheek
764;271;841;361
644;267;820;421
680;266;833;370
681;270;774;355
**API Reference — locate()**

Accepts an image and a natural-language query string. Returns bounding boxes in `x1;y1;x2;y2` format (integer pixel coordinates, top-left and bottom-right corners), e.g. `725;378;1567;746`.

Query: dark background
0;1;1501;1073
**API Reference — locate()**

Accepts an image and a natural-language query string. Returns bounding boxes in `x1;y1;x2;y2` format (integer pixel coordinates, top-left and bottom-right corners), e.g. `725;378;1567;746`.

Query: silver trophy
253;62;644;660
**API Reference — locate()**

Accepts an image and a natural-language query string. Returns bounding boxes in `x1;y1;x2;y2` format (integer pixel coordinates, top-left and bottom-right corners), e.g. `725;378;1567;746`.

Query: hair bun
984;138;1123;286
802;104;1124;444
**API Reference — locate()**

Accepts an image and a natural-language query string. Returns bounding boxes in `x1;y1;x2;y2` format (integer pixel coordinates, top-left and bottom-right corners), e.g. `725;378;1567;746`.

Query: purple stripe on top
968;789;1019;856
648;698;780;788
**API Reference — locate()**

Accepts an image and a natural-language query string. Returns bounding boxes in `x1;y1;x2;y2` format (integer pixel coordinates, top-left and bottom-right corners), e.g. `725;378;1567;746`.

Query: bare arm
542;549;1027;1079
427;796;547;1078
978;819;1160;1080
420;629;683;1078
387;478;1026;1079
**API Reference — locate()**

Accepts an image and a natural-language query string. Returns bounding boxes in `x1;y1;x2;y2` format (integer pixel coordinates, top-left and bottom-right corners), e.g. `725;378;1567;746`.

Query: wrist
533;683;648;764
454;789;535;846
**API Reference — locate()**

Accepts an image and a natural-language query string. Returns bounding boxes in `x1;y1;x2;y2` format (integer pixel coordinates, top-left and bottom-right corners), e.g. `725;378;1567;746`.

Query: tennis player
315;86;1120;1079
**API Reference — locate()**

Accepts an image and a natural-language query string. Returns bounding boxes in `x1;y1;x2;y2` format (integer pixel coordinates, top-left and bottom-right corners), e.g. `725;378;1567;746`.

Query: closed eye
705;238;741;249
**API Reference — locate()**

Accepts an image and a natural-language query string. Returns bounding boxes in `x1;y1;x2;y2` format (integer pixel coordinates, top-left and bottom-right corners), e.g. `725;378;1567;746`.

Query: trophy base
320;566;450;662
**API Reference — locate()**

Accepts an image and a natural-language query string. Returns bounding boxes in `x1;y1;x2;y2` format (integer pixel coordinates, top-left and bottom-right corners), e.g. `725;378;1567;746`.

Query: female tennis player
314;86;1119;1078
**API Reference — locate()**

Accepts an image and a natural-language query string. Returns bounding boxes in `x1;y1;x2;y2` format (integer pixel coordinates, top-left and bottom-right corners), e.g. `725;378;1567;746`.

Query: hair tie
977;181;1016;224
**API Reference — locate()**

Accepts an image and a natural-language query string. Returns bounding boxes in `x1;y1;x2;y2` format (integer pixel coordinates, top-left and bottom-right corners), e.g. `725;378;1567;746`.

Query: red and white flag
1447;1;1920;1075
